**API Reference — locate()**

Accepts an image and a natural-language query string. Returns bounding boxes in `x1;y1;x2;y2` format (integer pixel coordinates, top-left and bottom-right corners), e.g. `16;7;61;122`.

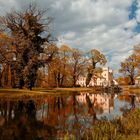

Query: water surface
0;91;139;139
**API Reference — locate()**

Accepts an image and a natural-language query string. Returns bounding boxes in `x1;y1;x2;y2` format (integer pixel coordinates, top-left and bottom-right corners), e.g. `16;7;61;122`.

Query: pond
0;91;140;140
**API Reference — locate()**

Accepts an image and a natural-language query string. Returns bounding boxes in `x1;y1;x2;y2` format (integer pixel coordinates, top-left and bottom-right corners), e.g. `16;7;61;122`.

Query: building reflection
76;92;116;114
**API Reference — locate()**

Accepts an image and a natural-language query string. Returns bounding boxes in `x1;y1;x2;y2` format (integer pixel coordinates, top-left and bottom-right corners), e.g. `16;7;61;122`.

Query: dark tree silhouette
0;4;57;88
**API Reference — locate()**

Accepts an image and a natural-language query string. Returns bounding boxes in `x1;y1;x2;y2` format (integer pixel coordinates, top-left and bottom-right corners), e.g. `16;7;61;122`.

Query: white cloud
0;0;18;14
63;31;76;40
54;0;140;77
123;20;137;29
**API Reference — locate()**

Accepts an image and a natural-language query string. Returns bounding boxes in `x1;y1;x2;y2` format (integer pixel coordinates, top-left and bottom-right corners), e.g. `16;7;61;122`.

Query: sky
0;0;140;77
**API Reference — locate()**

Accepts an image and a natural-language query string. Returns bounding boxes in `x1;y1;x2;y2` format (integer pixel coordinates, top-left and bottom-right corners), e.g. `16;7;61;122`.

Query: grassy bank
0;87;94;99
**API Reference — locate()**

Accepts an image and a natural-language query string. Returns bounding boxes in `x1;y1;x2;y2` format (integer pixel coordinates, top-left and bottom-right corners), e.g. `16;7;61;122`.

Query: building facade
76;67;116;87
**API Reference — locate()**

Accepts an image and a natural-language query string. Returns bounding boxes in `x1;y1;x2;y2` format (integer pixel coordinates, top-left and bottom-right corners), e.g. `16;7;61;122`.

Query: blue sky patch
129;0;138;20
128;0;140;33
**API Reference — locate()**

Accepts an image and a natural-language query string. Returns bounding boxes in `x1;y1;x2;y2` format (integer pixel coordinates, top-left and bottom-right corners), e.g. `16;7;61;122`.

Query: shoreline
0;87;95;99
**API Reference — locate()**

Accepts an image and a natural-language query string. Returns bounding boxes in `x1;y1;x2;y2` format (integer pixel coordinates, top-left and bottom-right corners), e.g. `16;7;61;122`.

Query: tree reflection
0;99;57;140
129;95;136;109
86;94;96;120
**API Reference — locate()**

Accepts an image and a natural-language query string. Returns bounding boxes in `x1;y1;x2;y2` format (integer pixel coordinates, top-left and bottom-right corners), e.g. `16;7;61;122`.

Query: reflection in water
0;92;139;139
129;95;136;108
76;93;116;114
119;94;140;107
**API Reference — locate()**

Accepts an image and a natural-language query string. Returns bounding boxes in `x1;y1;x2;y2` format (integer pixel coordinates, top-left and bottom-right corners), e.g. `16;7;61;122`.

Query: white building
76;67;117;87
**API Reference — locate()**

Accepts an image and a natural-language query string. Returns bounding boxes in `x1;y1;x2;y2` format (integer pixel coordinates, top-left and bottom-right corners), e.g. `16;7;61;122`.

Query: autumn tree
57;45;72;87
0;4;56;89
70;48;86;87
47;45;87;87
86;49;107;86
47;45;72;87
119;54;137;85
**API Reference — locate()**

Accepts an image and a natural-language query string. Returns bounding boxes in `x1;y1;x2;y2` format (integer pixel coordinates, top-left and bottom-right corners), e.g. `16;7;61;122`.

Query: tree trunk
11;69;16;88
3;65;9;87
0;72;2;87
130;75;135;85
73;75;76;87
60;75;64;87
56;72;61;87
86;62;96;87
86;73;92;87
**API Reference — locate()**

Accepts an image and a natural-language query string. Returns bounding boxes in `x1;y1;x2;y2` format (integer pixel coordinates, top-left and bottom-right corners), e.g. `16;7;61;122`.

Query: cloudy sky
0;0;140;77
